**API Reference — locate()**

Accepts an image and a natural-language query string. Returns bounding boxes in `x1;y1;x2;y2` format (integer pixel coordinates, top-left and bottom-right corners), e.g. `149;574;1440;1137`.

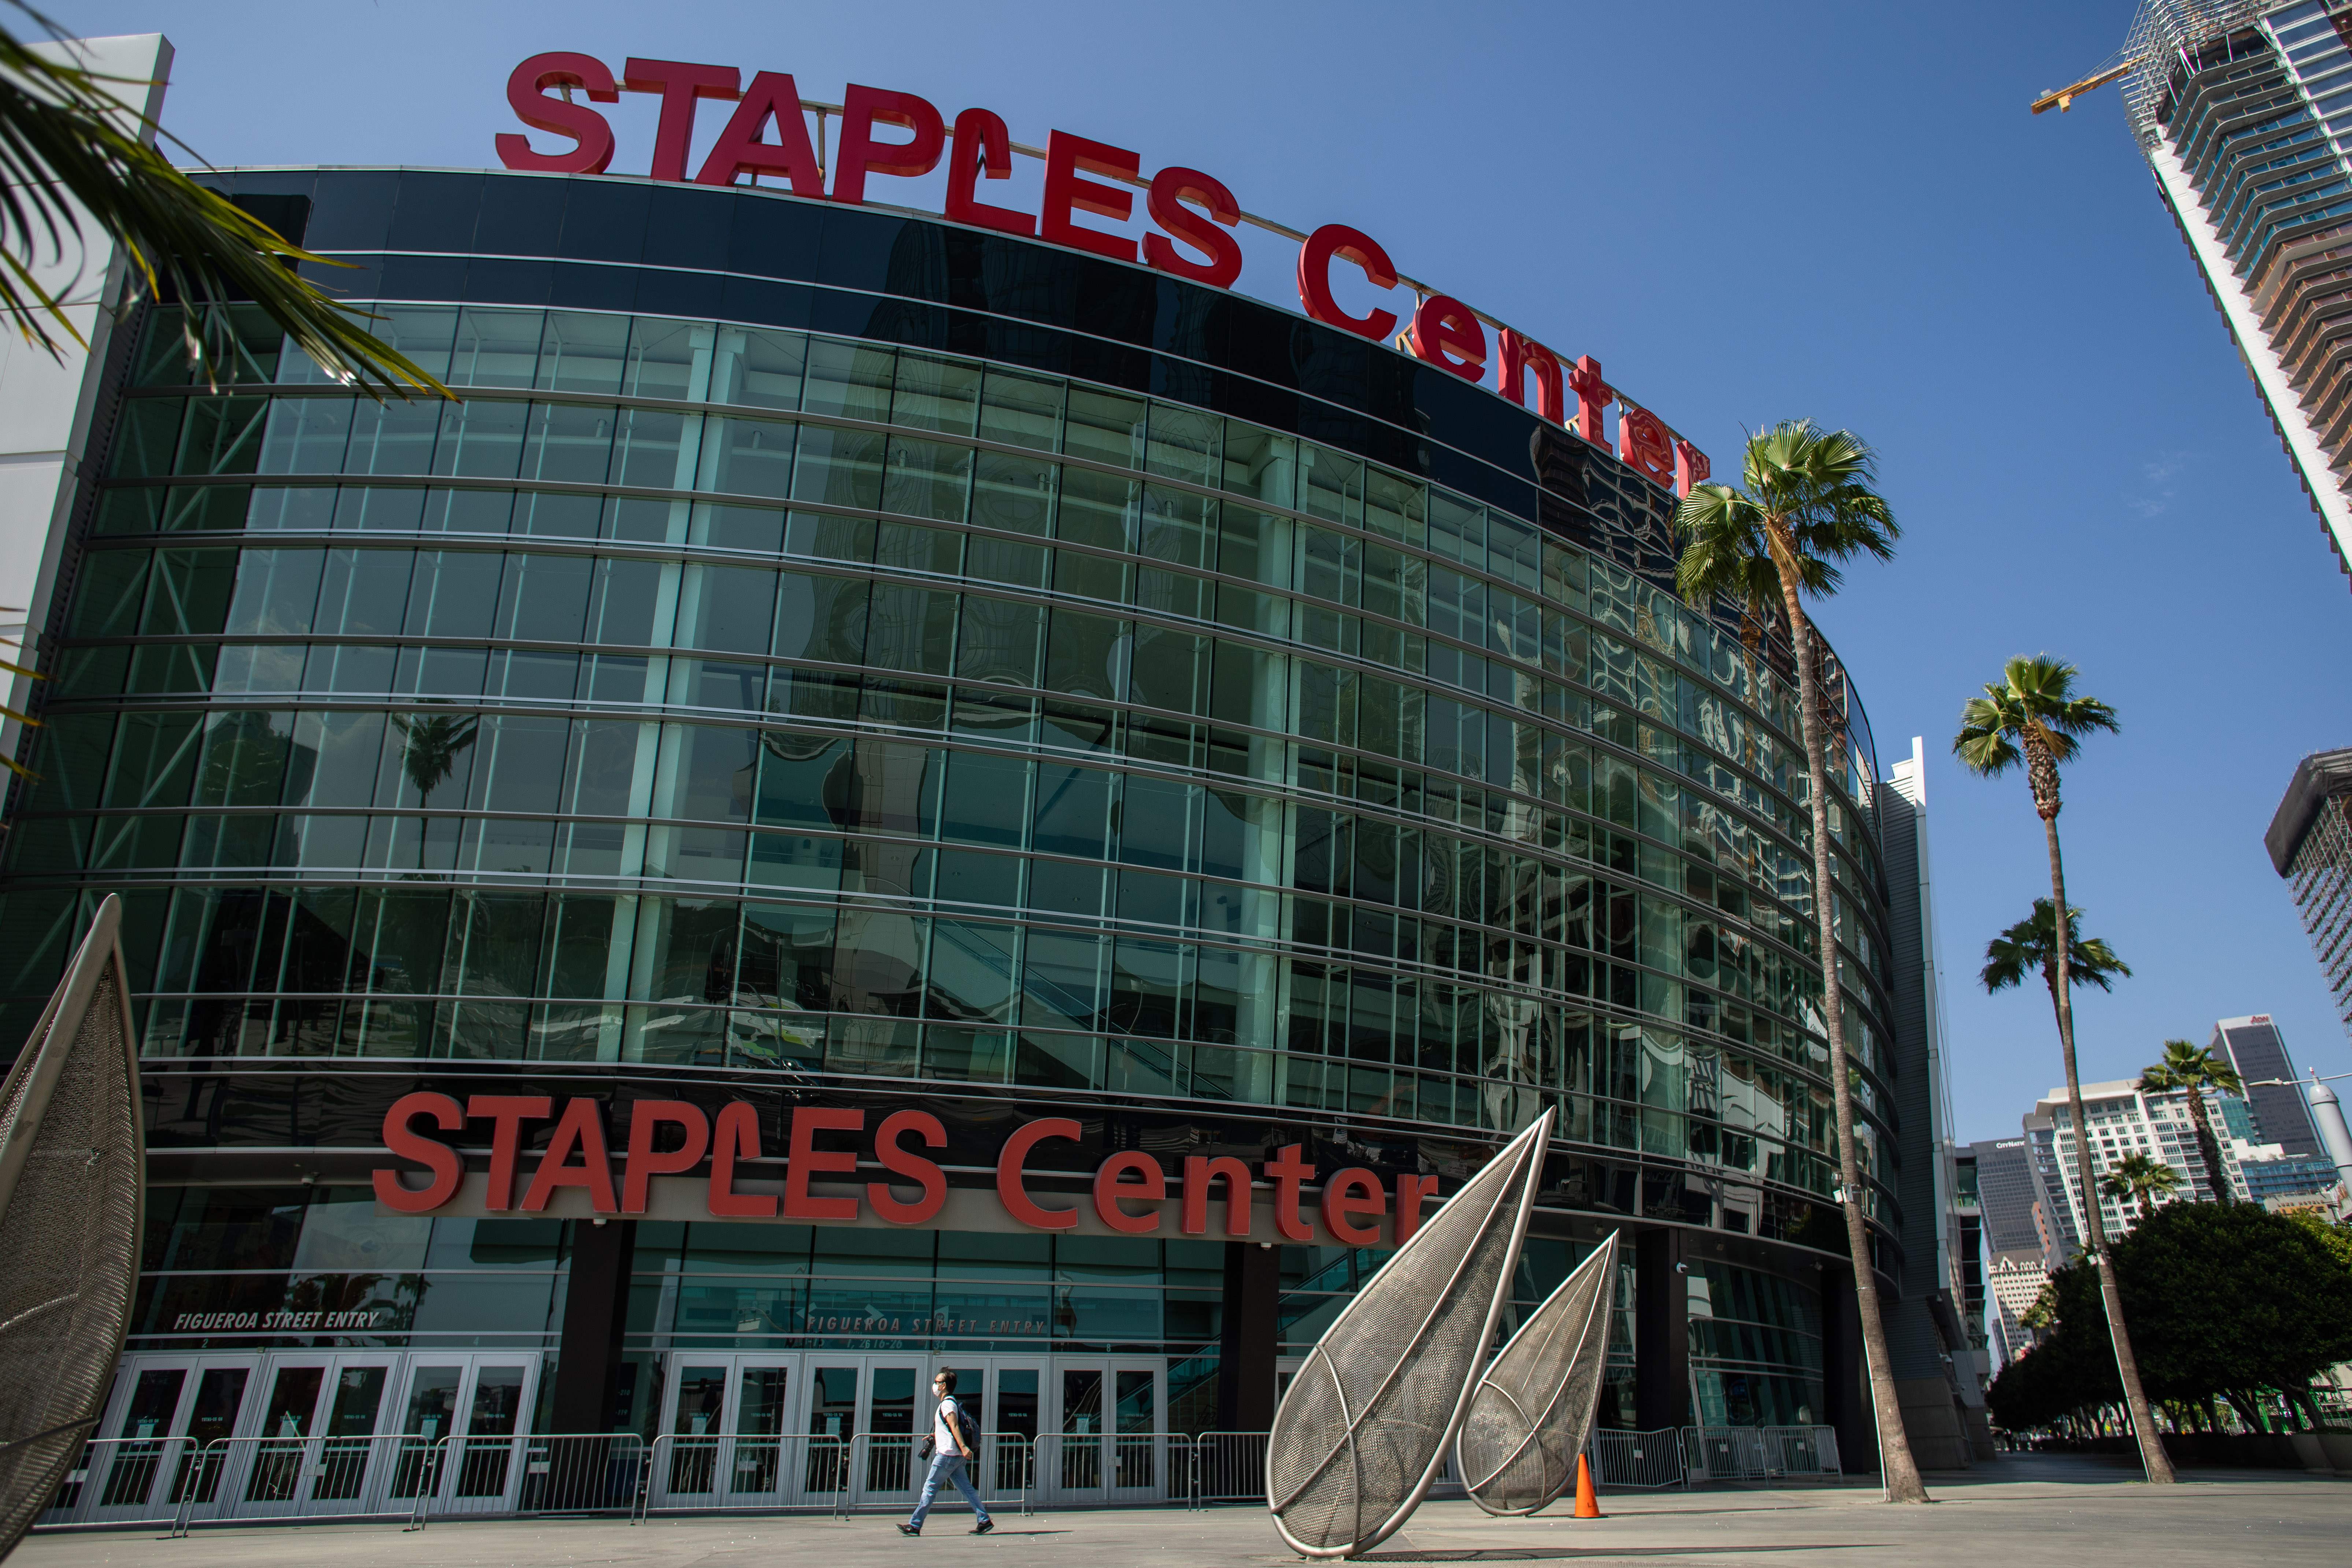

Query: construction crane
2030;59;2136;114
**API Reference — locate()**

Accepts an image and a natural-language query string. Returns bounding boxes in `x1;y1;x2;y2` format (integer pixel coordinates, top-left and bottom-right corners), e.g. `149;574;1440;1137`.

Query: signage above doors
373;1091;1438;1250
494;52;1709;498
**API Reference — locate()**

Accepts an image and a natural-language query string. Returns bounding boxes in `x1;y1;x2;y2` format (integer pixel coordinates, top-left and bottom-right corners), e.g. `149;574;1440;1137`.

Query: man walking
899;1368;992;1536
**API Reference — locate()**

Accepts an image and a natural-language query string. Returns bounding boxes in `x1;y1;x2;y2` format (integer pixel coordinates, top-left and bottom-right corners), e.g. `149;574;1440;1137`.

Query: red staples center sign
372;1092;1437;1249
495;52;1708;496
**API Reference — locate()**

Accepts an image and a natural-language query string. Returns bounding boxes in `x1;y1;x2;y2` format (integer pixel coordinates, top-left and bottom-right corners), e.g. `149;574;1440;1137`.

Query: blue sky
52;0;2352;1143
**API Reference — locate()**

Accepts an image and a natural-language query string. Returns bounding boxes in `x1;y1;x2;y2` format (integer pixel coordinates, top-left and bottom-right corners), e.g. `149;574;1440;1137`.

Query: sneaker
973;1518;994;1535
897;1523;920;1536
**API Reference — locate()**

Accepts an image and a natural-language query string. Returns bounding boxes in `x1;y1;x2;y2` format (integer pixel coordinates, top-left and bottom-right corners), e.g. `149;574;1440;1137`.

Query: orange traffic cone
1573;1451;1602;1519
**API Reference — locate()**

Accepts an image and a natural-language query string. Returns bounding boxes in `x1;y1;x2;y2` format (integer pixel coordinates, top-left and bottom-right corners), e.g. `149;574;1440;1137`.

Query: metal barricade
1681;1425;1842;1484
1762;1425;1841;1479
1190;1432;1269;1506
1025;1432;1189;1508
398;1433;647;1527
152;1433;455;1534
1588;1427;1689;1490
36;1435;204;1531
641;1433;848;1517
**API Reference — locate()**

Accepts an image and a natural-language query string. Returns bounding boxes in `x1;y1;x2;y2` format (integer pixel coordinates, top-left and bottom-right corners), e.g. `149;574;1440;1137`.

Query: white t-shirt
934;1396;962;1454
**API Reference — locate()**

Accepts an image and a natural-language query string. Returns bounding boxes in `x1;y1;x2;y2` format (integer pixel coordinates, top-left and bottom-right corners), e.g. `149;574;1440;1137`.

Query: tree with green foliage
2100;1153;2181;1222
1673;420;1924;1502
1987;1201;2352;1435
1955;655;2173;1481
2137;1040;2242;1203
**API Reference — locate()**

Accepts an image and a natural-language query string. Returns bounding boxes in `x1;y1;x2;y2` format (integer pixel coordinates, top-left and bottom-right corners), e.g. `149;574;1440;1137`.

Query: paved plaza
14;1457;2347;1567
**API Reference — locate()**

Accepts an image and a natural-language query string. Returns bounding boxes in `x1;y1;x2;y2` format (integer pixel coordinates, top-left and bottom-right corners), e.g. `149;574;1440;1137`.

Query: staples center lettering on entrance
370;1091;1437;1249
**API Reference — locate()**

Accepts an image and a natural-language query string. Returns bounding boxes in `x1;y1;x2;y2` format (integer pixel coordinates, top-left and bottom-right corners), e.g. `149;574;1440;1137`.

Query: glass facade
0;168;1887;1442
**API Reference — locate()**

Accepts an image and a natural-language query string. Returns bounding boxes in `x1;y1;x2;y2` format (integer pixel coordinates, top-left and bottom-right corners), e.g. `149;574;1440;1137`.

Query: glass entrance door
859;1360;924;1506
70;1357;256;1523
653;1356;809;1508
393;1355;537;1513
225;1354;399;1518
1108;1365;1162;1498
985;1361;1042;1498
1041;1360;1166;1503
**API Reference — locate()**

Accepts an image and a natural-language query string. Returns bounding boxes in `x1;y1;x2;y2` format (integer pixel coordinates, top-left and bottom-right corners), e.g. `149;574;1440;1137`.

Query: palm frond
1979;898;2129;995
0;18;448;400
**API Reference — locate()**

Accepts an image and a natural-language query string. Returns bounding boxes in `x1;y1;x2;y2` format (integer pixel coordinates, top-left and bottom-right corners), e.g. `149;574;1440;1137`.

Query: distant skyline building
1970;1136;2059;1265
2212;1014;2325;1153
1985;1255;2049;1367
2267;748;2352;1034
2121;1;2352;580
2027;1076;2318;1239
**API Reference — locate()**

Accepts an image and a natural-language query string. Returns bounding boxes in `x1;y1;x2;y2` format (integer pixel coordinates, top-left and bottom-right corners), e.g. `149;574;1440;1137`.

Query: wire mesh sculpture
1266;1108;1552;1558
0;897;144;1561
1455;1229;1621;1515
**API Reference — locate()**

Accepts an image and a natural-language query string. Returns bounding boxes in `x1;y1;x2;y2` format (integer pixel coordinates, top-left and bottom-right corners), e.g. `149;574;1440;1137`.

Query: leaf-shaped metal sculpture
0;896;144;1562
1266;1108;1552;1558
1455;1229;1621;1515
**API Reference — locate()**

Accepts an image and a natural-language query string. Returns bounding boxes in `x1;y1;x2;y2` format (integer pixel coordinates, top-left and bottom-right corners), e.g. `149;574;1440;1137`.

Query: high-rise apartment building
2266;749;2352;1033
2123;0;2352;579
2036;1079;2244;1237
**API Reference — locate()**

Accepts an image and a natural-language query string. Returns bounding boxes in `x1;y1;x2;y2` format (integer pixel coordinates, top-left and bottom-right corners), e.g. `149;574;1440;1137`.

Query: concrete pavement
15;1455;2347;1567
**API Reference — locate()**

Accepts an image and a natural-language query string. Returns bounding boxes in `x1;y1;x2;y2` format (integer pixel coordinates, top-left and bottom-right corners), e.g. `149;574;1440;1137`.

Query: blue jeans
910;1450;988;1528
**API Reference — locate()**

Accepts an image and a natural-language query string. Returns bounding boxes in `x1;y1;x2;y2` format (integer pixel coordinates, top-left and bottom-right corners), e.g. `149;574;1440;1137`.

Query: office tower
2212;1015;2325;1153
1969;1137;2059;1267
2122;1;2352;579
2266;748;2352;1031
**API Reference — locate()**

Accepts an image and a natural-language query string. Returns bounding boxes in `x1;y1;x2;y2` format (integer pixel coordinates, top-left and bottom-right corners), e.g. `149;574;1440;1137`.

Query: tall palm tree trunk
2041;817;2175;1483
1781;583;1927;1502
2182;1089;2227;1202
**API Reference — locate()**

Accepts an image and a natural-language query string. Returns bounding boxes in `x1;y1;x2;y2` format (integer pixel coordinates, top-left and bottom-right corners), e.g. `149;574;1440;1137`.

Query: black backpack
921;1395;981;1459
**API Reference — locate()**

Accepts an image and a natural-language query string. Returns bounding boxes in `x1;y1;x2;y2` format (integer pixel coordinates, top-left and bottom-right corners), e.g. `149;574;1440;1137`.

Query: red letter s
374;1092;464;1214
869;1110;948;1225
495;53;619;175
1144;166;1241;288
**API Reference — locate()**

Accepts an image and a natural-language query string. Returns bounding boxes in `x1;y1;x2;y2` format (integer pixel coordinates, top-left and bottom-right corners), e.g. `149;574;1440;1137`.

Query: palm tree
1981;898;2130;1009
2100;1153;2182;1223
1954;655;2174;1484
1673;420;1927;1503
0;10;442;394
2137;1040;2242;1203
